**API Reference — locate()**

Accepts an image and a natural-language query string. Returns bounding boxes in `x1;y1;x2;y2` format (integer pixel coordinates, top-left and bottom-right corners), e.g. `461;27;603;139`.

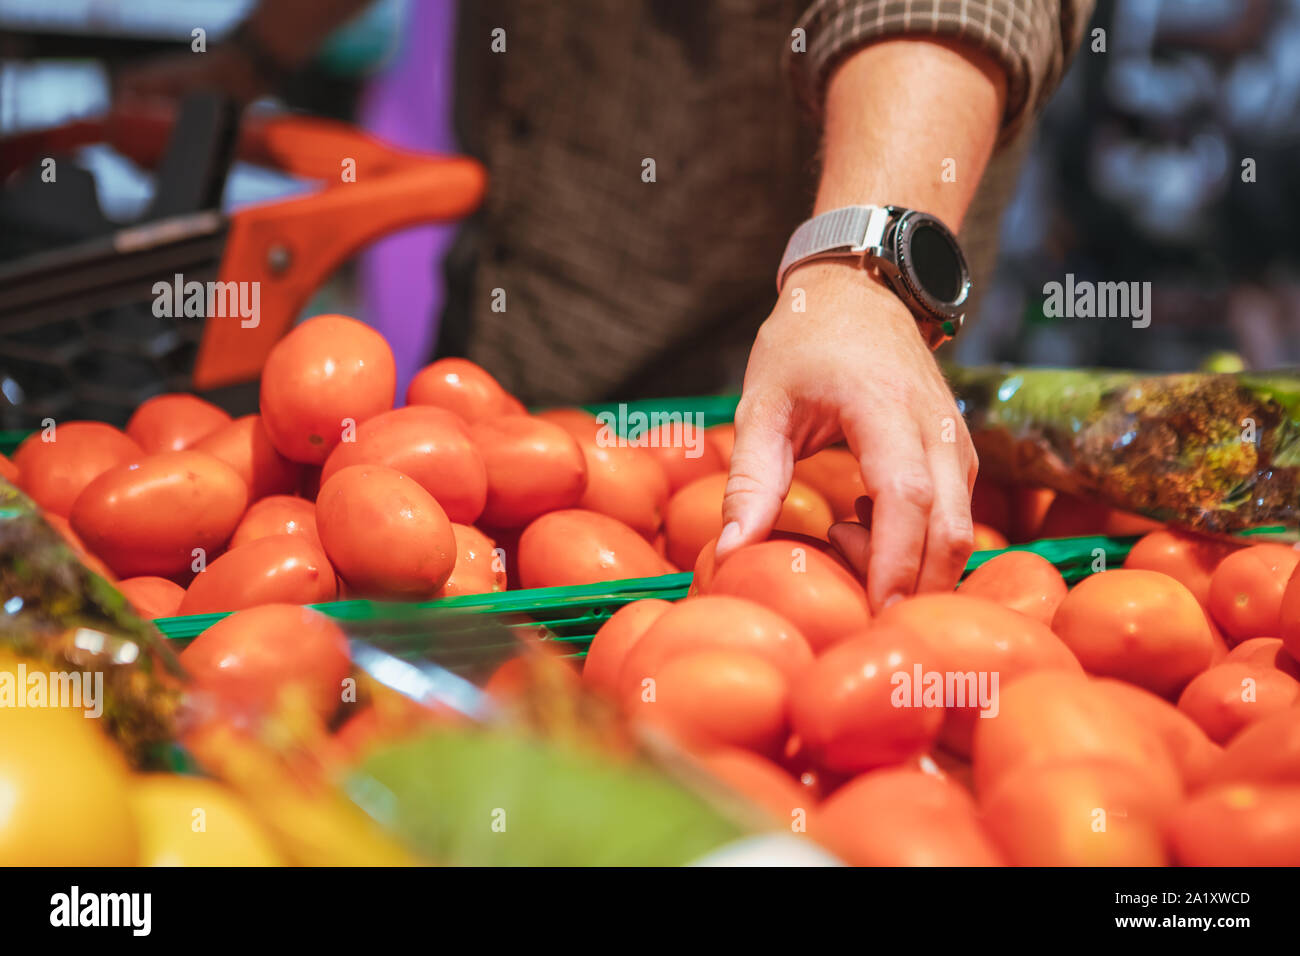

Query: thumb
717;394;793;562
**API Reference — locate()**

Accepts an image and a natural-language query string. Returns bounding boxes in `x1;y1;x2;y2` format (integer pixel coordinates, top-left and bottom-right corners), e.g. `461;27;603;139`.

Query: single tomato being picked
315;464;456;600
701;538;869;653
259;314;397;464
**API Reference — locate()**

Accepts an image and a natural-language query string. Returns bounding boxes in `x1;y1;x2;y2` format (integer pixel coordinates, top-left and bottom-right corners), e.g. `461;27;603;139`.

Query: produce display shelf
150;534;1145;658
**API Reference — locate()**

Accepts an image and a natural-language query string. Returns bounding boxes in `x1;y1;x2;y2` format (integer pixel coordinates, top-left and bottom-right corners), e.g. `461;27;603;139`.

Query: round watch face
909;222;963;302
892;211;970;324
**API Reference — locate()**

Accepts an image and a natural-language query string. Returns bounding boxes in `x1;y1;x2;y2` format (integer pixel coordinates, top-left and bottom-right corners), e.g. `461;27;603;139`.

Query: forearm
814;38;1007;230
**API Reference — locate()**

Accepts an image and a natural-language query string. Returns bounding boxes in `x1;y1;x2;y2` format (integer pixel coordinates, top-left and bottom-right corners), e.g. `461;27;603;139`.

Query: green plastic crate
151;534;1142;658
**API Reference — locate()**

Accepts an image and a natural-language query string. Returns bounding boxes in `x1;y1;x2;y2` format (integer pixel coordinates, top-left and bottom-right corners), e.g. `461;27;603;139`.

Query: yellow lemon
0;660;138;865
130;774;283;866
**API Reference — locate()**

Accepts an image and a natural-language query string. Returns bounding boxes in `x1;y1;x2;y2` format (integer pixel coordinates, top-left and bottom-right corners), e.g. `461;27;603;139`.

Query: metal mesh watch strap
776;205;888;293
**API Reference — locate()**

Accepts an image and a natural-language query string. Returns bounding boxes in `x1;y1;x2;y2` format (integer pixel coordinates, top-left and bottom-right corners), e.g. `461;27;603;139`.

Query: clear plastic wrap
949;366;1300;539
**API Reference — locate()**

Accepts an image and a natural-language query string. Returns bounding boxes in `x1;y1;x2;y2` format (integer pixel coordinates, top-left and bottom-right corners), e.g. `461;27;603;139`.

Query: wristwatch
776;205;971;349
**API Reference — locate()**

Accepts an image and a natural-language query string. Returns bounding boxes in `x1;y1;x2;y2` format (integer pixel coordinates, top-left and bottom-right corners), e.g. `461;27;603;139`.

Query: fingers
915;439;976;593
717;392;794;562
855;437;933;613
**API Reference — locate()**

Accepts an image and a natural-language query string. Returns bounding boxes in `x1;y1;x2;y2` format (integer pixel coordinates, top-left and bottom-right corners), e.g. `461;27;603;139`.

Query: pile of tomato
587;517;1300;866
3;311;1299;866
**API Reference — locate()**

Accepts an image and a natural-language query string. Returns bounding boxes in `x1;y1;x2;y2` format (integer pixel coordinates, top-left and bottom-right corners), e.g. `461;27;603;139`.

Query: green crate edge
150;533;1141;650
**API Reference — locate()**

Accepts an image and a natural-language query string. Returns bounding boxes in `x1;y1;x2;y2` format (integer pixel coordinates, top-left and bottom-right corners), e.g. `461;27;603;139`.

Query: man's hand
717;261;976;612
715;36;1005;609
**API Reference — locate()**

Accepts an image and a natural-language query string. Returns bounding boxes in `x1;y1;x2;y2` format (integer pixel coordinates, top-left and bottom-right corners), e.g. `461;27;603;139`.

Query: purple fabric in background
358;0;460;401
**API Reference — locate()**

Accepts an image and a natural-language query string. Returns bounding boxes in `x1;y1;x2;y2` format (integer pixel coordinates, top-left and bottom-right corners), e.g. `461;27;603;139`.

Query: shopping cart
0;96;486;429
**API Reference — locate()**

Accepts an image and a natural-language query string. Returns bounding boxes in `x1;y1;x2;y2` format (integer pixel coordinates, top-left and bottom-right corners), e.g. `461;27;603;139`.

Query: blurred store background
2;0;1299;399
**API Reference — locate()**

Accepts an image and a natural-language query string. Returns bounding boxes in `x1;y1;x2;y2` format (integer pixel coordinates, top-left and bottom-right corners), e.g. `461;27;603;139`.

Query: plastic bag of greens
948;365;1300;539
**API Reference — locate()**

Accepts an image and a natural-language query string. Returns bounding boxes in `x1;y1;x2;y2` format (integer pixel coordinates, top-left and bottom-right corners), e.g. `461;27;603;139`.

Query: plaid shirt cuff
789;0;1091;139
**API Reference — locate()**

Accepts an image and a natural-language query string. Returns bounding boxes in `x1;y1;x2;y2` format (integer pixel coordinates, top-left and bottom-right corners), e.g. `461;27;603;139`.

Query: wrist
774;261;928;340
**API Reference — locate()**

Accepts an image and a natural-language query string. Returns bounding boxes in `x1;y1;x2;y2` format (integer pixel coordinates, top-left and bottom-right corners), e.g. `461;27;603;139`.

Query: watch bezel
889;209;971;326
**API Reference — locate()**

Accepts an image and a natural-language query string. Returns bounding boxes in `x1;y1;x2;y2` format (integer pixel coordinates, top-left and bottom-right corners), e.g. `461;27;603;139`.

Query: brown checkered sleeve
790;0;1094;137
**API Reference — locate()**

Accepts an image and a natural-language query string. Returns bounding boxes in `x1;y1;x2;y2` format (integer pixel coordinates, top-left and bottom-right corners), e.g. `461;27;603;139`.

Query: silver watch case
864;207;971;343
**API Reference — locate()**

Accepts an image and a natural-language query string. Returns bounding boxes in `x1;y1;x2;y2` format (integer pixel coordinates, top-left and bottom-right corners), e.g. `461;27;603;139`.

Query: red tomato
125;393;231;453
436;524;506;598
1090;678;1221;790
970;523;1009;551
625;649;790;755
697;748;809;826
704;539;869;653
1168;784;1300;866
617;595;812;700
663;473;831;571
815;768;1003;866
970;671;1183;801
1124;528;1241;607
1050;569;1212;698
179;604;351;722
314;464;455;599
1225;636;1300;679
68;451;248;579
469;417;587;527
793;448;865;522
790;627;943;773
1204;709;1300;787
582;599;673;696
319;405;487;524
957;549;1067;625
639;421;726;493
0;452;18;483
259;314;396;464
116;576;185;619
229;494;320;549
192;415;302;501
876;593;1081;755
177;534;337;616
1176;662;1300;744
516;509;669;589
981;758;1174;866
14;422;142;517
1208;543;1300;644
1278;562;1300;662
405;357;525;424
535;408;670;538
